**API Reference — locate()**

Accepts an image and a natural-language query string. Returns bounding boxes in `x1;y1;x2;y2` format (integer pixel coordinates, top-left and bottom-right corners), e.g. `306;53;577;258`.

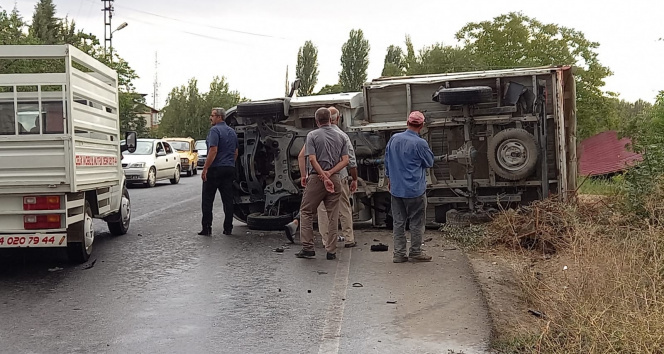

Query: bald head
329;106;340;125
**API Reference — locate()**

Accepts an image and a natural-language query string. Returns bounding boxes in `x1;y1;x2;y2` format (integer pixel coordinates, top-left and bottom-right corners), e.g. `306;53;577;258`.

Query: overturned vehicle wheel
246;212;293;231
488;128;539;181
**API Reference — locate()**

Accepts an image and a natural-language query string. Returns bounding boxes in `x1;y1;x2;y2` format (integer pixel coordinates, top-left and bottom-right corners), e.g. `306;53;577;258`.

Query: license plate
127;175;139;179
0;235;67;248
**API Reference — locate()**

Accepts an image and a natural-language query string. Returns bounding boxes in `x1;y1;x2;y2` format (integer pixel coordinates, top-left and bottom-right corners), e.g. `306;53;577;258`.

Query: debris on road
386;301;397;304
48;267;63;272
352;283;364;288
370;243;389;252
424;237;433;243
82;259;97;270
273;247;284;253
315;271;328;275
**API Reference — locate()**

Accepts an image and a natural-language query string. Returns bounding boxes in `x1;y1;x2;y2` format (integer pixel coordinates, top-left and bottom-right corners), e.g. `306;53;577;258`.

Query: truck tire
146;167;156;188
237;100;285;119
67;200;94;263
170;166;181;184
488;128;539;181
107;187;130;236
246;213;292;231
433;86;493;105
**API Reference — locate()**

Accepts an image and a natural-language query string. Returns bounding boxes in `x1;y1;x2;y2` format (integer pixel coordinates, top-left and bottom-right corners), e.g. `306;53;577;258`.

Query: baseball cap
408;111;425;125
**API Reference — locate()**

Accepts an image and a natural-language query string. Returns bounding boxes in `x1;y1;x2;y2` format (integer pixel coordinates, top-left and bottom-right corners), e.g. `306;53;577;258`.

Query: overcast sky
3;0;663;109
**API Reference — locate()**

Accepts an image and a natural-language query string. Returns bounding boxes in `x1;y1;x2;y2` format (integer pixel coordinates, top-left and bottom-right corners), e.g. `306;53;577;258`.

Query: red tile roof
579;130;642;176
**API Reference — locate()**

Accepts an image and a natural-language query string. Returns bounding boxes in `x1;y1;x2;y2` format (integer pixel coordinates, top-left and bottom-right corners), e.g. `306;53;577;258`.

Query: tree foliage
381;45;405;77
339;29;369;92
295;40;319;96
159;77;245;140
315;84;344;96
29;0;59;44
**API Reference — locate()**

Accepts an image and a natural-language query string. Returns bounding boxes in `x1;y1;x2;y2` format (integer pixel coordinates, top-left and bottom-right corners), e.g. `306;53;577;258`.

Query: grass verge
480;194;664;353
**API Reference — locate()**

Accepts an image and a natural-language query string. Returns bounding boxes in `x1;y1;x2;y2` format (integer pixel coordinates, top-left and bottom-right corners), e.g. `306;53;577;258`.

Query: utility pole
102;0;114;56
153;52;160;110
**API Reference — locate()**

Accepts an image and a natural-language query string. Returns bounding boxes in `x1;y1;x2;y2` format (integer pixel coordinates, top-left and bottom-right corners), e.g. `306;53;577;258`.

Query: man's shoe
344;242;357;248
393;255;408;263
295;250;316;259
326;252;336;260
409;253;433;262
223;229;232;235
284;221;298;243
198;228;211;236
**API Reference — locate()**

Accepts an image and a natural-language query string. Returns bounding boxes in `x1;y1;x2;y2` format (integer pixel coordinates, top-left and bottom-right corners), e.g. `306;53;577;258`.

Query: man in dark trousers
199;107;238;236
385;111;434;263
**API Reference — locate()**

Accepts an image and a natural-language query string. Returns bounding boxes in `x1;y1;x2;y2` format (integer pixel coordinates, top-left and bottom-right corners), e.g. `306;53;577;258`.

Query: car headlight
181;158;189;163
128;162;145;168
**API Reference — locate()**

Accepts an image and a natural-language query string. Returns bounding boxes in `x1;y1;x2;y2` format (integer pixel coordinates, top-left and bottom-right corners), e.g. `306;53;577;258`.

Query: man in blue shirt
384;111;435;263
199;107;239;236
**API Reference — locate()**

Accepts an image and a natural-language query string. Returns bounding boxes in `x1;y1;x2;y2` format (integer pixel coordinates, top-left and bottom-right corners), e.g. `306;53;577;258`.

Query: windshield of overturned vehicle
168;141;190;152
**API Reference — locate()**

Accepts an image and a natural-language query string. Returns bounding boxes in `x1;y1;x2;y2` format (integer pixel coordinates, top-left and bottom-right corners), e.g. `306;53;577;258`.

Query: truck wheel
433;86;493;105
146;167;156;188
488;128;539;181
67;200;94;263
108;187;130;236
246;213;292;231
170;166;181;184
237;100;285;119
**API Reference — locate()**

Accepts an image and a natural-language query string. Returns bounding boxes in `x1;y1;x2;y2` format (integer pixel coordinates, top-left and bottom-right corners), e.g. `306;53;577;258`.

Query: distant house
137;103;162;130
579;130;643;177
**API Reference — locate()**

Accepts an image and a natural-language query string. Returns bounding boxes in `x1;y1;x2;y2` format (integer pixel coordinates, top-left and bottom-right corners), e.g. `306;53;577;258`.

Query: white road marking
318;249;352;354
133;196;199;222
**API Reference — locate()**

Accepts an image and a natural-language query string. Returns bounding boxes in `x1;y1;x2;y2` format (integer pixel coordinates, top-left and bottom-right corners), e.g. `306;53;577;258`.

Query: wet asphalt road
0;175;491;354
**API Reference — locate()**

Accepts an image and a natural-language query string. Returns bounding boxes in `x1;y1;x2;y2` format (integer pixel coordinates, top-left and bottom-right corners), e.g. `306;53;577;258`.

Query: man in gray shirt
296;108;349;260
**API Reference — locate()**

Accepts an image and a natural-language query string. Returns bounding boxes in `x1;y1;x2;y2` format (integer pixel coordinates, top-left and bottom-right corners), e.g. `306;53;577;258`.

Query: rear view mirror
157;151;166;157
125;131;137;153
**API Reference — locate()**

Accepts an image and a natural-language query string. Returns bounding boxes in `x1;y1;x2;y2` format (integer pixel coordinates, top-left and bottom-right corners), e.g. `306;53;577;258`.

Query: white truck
0;45;137;263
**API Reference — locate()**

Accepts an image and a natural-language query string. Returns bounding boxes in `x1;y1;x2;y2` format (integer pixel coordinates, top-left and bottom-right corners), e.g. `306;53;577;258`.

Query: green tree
454;12;613;139
381;45;405;77
410;43;472;75
29;0;60;44
0;6;29;45
315;83;344;95
159;77;245;139
295;41;319;96
339;29;370;92
118;92;149;137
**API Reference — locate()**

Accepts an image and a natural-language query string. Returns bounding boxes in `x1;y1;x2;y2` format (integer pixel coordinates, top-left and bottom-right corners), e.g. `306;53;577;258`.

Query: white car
195;140;207;169
122;139;181;187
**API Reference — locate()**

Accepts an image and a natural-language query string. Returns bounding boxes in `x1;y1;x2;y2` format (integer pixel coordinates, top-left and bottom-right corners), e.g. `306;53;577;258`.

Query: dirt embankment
448;195;664;353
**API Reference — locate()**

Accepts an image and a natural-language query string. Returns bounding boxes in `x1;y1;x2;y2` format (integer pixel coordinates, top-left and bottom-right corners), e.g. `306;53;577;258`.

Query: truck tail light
24;214;61;230
23;196;61;210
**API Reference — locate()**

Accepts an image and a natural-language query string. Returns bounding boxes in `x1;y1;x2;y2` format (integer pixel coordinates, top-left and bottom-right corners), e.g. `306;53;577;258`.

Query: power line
86;0;287;41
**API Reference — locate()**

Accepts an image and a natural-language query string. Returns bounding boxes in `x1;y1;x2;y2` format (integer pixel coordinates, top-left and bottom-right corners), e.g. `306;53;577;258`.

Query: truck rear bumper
0;233;67;248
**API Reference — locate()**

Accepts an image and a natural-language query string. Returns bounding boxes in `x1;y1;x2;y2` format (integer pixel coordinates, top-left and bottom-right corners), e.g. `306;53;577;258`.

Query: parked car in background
195;140;207;169
122;139;181;187
164;137;198;176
